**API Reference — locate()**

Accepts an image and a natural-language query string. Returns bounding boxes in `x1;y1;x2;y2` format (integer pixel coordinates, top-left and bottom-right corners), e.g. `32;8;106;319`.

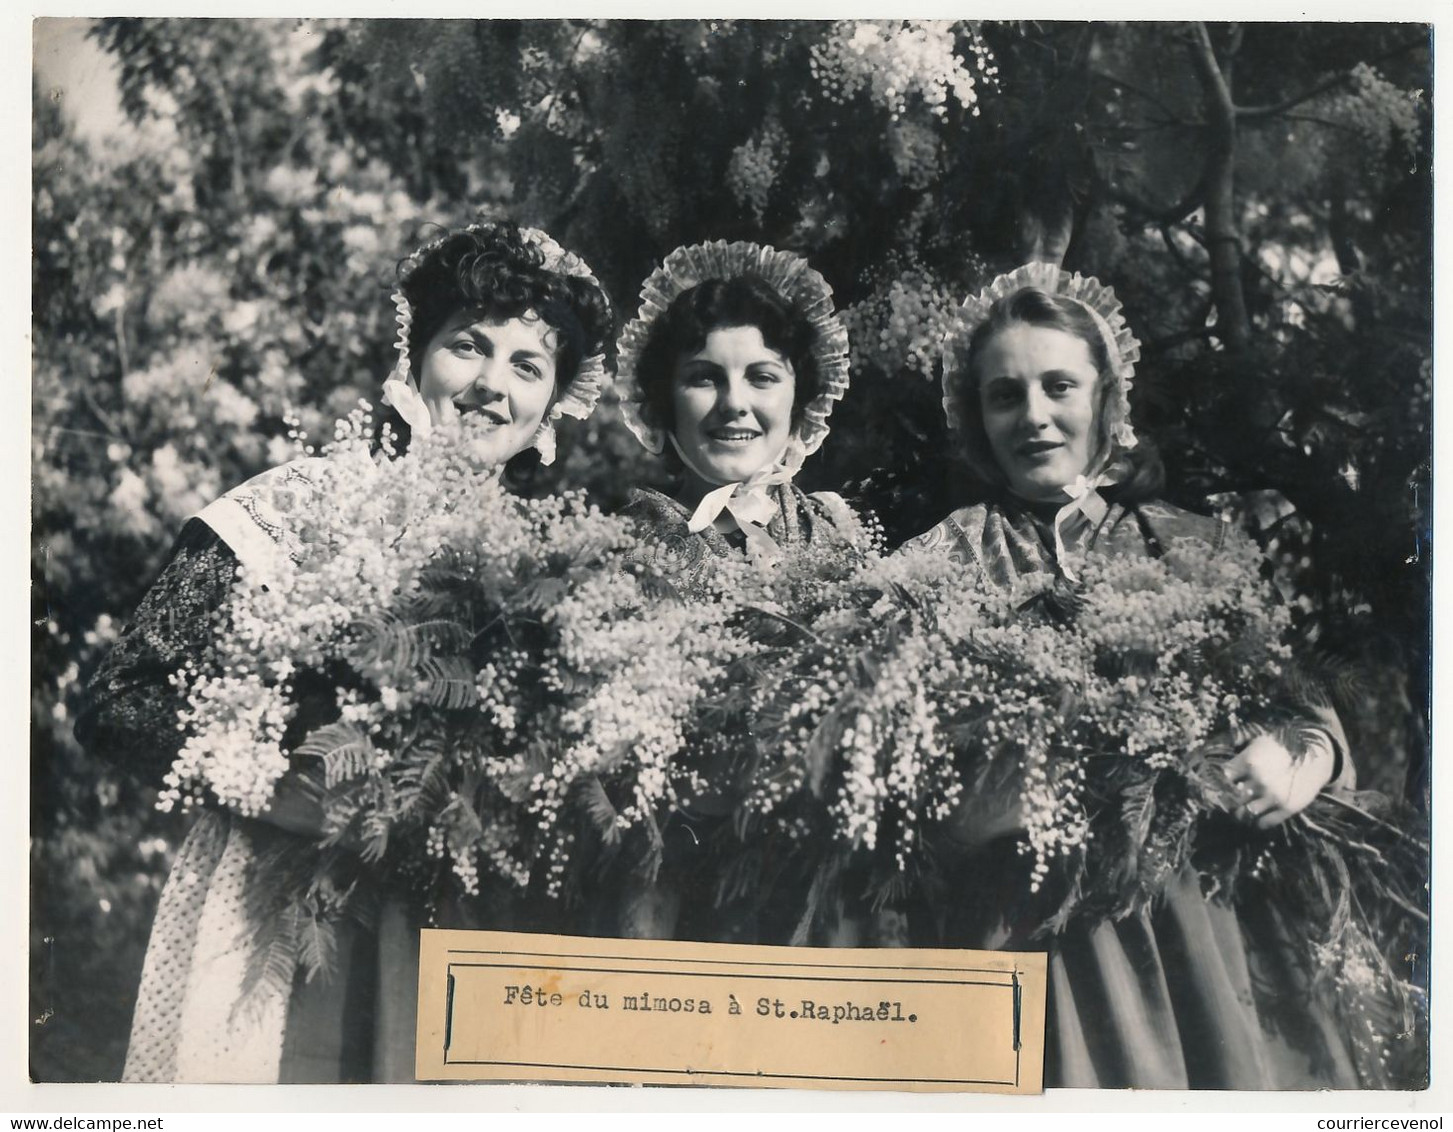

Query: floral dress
902;495;1377;1089
624;483;858;589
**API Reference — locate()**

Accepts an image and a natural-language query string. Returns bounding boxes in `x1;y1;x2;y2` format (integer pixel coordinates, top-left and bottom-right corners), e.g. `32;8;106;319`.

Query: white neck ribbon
669;434;793;559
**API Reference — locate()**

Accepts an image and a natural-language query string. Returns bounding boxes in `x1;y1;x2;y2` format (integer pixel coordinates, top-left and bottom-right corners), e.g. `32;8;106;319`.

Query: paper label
414;929;1046;1092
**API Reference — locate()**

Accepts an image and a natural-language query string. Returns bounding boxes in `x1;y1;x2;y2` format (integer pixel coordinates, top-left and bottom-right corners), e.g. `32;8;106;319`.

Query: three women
81;224;1369;1088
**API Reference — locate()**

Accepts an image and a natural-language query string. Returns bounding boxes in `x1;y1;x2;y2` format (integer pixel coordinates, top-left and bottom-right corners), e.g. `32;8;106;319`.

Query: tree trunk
1014;28;1096;268
1185;22;1251;351
1015;196;1076;268
196;54;249;208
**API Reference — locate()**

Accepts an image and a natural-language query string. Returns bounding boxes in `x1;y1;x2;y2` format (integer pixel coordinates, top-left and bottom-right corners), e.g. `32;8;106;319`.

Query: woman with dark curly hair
76;220;614;1084
615;242;855;571
379;221;615;466
608;242;895;947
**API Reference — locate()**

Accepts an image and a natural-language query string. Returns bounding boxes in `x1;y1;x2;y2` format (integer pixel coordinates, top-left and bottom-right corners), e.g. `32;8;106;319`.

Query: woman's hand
1226;730;1338;829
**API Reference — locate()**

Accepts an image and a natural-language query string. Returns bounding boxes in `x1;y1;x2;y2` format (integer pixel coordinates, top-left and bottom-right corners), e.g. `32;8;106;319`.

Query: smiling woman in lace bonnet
74;219;613;1085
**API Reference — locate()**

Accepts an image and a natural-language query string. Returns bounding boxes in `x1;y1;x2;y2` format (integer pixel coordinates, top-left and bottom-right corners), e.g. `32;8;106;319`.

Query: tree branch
1102;168;1208;227
1242;111;1361;134
1178;222;1208;247
1235;35;1428;121
1187;24;1237;133
194;52;248;205
1109;120;1194;136
1185;20;1251;351
1159;222;1205;275
1223;24;1244;61
539;22;591;129
1236;70;1355;122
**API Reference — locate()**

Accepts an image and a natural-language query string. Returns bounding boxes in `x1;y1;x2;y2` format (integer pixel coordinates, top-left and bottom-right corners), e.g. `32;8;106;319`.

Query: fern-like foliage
296;720;376;789
349;612;473;677
509;576;568;615
296;912;340;986
416;655;479;709
393;743;453;823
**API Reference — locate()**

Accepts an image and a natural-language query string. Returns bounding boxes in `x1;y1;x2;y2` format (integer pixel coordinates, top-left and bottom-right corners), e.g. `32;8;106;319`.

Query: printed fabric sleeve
73;518;240;785
894;509;975;567
1299;712;1356;791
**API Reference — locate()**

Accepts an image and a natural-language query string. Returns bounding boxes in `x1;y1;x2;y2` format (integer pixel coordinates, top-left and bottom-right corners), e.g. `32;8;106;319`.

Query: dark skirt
933;838;1369;1090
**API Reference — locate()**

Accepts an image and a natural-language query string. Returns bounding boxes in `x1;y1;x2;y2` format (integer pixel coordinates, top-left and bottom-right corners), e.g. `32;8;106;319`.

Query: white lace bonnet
614;241;851;477
941;261;1142;462
380;223;611;466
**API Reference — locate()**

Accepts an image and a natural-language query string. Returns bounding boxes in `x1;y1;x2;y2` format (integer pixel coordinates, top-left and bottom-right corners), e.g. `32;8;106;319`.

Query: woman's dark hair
400;221;613;391
951;286;1163;502
634;274;821;437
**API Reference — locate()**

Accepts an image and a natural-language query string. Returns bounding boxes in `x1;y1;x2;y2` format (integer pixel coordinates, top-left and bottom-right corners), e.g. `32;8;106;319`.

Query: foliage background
30;18;1432;1081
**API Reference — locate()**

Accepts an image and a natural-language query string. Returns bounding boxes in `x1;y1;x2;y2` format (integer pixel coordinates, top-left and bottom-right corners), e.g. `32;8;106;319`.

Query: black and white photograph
24;12;1437;1105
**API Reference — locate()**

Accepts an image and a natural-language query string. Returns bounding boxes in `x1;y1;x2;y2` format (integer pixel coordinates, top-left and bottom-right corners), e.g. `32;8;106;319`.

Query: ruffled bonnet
941;261;1142;466
939;262;1144;579
615;240;851;478
380;223;611;465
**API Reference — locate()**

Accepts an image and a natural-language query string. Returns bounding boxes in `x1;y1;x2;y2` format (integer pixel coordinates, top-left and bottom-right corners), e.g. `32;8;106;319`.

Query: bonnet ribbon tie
1052;475;1112;581
670;435;792;560
381;370;433;437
